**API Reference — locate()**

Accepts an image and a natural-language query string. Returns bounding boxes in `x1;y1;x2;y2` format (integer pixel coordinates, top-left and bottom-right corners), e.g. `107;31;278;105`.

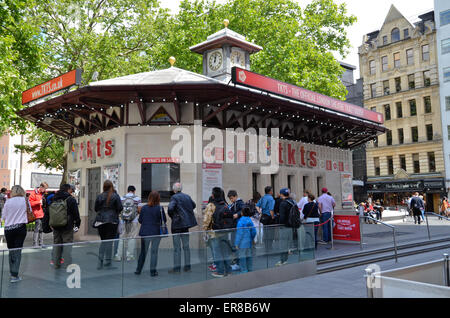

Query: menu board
341;173;353;208
68;169;81;204
202;163;222;207
103;164;120;191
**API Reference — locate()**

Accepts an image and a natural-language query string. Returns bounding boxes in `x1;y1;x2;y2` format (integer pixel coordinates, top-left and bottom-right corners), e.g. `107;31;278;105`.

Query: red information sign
142;157;180;163
332;215;361;242
231;67;384;124
22;69;82;104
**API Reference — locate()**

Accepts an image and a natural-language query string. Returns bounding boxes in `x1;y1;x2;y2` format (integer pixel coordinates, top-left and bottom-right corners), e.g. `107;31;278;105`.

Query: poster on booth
333;215;361;242
202;163;222;208
103;164;120;191
341;173;353;208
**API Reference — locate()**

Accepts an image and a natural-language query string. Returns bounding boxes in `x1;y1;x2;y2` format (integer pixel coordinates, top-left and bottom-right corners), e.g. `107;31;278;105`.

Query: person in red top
29;182;48;247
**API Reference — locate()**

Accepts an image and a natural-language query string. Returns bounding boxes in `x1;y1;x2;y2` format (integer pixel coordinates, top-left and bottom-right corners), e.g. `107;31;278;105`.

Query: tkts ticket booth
18;23;386;237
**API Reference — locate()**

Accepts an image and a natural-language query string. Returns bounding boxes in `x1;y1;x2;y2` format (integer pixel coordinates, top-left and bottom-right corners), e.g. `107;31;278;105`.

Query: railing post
392;228;398;263
365;267;375;298
444;253;449;287
425;211;431;240
359;215;363;250
330;215;334;250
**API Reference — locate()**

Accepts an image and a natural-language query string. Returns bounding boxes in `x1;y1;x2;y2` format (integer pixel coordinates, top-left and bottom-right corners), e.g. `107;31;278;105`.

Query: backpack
49;197;69;228
122;196;137;222
286;200;301;228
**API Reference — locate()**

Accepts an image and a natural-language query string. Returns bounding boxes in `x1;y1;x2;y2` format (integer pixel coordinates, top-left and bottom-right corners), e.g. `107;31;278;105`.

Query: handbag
260;213;271;225
160;207;168;236
25;197;36;224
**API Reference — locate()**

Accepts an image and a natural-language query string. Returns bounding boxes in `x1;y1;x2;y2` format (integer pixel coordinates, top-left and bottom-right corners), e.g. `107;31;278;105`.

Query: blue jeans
421;209;425;221
211;233;232;275
320;212;332;242
238;248;252;272
172;228;190;271
136;237;161;274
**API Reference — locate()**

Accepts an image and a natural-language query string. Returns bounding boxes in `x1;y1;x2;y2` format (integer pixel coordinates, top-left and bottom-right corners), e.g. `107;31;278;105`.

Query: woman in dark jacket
94;180;123;269
135;191;167;276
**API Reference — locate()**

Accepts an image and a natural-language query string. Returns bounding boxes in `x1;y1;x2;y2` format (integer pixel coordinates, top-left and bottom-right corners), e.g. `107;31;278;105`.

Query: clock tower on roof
189;19;262;82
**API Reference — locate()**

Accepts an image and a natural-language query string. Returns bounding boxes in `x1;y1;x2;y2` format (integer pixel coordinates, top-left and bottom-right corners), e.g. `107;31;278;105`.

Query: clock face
208;50;223;72
231;50;245;67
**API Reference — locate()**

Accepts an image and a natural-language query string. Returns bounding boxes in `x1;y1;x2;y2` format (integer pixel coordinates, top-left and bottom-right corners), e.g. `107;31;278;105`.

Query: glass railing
0;224;315;298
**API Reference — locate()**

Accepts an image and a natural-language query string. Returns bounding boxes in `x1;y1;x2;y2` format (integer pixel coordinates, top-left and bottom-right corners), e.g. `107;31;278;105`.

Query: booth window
141;163;180;202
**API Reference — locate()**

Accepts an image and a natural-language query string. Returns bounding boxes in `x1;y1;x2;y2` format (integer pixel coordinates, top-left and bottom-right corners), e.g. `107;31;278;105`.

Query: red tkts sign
22;69;82;104
333;215;361;242
231;67;384;124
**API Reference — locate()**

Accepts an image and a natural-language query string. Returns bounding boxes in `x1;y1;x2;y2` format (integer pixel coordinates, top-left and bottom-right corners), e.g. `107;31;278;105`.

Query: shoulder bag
160;206;168;236
25;197;36;223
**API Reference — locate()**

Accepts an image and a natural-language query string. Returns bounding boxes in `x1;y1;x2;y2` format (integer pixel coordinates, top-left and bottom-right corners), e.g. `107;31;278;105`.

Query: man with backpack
276;188;300;267
114;185;141;262
49;184;81;269
410;192;425;225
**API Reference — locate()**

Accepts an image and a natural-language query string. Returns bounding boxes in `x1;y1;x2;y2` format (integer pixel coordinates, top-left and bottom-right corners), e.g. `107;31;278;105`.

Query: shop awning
18;66;386;149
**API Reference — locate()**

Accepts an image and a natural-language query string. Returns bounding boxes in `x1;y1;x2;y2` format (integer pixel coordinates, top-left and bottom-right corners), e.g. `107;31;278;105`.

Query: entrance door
87;167;101;235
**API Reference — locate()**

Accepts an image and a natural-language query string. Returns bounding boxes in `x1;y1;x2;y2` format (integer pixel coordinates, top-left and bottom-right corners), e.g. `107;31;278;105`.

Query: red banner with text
332;215;361;242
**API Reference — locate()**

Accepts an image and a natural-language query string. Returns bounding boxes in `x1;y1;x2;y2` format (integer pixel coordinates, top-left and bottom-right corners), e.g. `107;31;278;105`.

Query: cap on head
322;187;328;193
280;188;290;197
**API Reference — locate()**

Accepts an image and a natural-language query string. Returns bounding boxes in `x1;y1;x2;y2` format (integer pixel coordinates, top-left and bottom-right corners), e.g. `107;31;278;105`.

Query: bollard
444;253;449;287
365;267;375;298
425;211;431;240
359;215;363;250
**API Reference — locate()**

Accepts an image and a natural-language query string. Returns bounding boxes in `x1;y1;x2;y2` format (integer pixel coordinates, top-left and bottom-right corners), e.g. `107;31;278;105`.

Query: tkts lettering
72;138;115;162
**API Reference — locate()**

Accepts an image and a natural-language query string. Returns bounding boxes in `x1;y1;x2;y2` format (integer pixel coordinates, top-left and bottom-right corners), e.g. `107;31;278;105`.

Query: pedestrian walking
29;182;48;247
167;182;197;273
410;192;425;225
114;185;141;262
317;188;335;244
234;206;256;273
276;188;297;266
49;184;81;269
226;190;244;270
0;187;7;218
93;180;123;270
419;195;426;222
2;185;30;283
209;187;232;278
302;194;320;249
135;191;166;276
256;186;276;255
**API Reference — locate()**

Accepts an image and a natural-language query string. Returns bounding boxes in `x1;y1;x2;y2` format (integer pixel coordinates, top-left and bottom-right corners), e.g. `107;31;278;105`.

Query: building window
424;96;432;113
371;83;377;98
369;60;376;75
384;104;391;120
411;126;418;142
426;124;433;141
442;38;450;55
428;152;436;172
396;102;403;118
394;52;400;68
400;155;406;171
141;163;180;202
387;156;394;175
404;28;409;38
413;153;420;173
423;70;431;87
408;74;415;89
370;106;376;112
391;28;400;42
383;36;388;45
406;48;414;65
446;96;450;111
422;44;429;61
395;77;401;92
373;136;378;147
386;130;392;145
448;125;450;140
440;9;450;26
382;56;388;71
444;67;450;82
383;80;390;95
374;157;380;176
409;99;417;116
398;128;404;144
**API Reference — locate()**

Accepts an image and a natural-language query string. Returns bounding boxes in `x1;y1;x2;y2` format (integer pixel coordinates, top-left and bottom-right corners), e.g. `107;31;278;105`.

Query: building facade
359;5;445;212
435;0;450;196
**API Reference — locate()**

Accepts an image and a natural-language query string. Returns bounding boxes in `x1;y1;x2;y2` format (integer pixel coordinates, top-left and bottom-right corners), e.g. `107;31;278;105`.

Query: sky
159;0;435;80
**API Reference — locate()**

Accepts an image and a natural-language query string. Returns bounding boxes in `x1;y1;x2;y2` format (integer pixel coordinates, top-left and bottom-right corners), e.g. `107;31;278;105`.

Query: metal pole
365;267;375;298
359;215;363;250
444;253;449;287
330;215;334;249
425;211;431;240
393;228;398;263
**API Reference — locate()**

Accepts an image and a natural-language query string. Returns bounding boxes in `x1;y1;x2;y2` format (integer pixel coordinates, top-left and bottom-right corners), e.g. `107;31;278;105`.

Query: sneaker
168;269;181;274
10;276;22;283
113;255;122;262
211;272;225;278
318;240;328;245
126;256;135;261
208;264;217;271
275;261;288;267
231;264;240;271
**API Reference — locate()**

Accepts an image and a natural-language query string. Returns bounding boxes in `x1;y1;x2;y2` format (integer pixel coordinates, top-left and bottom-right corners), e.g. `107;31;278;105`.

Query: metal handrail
361;216;398;262
425;212;450;222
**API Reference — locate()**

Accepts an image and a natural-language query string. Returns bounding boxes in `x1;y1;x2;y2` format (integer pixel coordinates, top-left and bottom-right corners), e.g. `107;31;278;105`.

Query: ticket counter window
141;163;180;202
